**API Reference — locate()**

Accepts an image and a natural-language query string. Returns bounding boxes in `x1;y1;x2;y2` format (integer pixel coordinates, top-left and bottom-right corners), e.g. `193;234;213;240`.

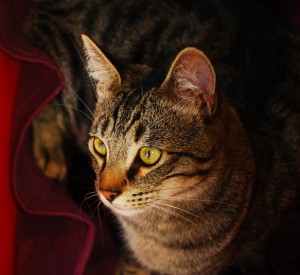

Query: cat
25;0;300;274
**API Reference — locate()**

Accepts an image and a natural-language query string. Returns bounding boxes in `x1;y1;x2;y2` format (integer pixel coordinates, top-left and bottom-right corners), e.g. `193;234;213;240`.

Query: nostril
100;189;121;202
121;179;128;187
109;193;118;201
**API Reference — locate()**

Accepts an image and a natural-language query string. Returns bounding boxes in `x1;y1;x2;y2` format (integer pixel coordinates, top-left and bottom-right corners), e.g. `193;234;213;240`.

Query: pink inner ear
172;49;216;114
175;52;214;97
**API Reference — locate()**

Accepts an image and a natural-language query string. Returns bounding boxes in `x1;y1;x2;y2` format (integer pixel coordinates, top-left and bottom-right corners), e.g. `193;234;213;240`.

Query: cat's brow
168;150;216;164
100;118;110;136
134;123;146;142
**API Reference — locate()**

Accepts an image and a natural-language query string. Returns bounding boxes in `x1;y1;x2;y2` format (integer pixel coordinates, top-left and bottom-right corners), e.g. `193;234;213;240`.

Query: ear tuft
163;47;216;115
81;34;121;97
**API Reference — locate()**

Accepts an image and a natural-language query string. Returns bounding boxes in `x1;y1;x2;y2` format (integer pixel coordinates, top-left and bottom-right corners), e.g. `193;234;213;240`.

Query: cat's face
83;35;217;217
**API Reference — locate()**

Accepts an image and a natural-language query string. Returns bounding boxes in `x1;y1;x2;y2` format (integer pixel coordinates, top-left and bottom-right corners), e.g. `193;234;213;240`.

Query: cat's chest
120;217;224;274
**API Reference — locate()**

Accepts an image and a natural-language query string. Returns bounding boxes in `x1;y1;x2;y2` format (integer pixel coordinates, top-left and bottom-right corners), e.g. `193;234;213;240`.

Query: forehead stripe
124;109;142;134
135;123;146;142
100;118;110;136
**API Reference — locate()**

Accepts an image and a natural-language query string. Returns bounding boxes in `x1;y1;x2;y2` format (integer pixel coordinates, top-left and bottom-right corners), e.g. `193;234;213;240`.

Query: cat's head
82;35;218;217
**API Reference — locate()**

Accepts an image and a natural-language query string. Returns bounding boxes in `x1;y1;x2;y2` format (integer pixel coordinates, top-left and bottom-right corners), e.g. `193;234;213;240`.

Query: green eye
139;147;161;165
93;138;106;156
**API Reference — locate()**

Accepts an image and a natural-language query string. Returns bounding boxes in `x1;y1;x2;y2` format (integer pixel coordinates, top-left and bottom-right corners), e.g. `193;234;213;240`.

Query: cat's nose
100;189;121;202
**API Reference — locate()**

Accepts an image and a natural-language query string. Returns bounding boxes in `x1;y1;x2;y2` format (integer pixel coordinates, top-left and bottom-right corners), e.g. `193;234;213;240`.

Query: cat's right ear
81;34;121;97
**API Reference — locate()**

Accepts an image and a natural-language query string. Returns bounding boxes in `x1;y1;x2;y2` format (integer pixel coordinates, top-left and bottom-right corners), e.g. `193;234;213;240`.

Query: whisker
148;208;165;219
85;192;99;202
80;192;99;215
149;203;196;225
66;87;95;120
150;183;237;209
88;199;102;215
96;202;104;242
157;185;192;191
67;33;98;98
56;103;94;122
157;195;237;209
137;204;163;222
80;191;96;204
146;98;185;130
80;198;93;217
147;114;178;130
155;201;203;220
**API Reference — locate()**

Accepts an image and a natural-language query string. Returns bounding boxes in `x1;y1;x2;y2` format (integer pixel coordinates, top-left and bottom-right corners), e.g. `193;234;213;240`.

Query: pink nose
100;190;120;202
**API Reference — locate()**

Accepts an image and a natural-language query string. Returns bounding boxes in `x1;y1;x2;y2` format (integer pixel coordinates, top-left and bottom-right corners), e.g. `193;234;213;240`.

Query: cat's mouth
99;191;156;217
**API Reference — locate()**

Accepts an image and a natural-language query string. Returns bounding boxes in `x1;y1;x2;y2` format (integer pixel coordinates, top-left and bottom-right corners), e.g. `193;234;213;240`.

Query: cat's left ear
81;34;121;97
162;47;217;115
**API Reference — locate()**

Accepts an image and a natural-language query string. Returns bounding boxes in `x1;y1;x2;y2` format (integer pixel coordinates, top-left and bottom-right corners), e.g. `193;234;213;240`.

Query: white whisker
149;208;165;219
156;201;202;220
149;203;196;224
56;103;94;122
163;196;237;209
96;202;104;242
66;87;95;120
151;183;237;209
80;191;99;215
146;98;185;130
68;34;98;98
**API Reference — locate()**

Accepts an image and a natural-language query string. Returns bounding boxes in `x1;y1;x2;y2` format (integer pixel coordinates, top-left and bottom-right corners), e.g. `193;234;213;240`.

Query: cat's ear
162;47;217;115
81;34;121;96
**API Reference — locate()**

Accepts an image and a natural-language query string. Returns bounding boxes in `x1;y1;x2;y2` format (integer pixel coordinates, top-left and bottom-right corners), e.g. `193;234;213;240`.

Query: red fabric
0;51;19;275
0;0;118;274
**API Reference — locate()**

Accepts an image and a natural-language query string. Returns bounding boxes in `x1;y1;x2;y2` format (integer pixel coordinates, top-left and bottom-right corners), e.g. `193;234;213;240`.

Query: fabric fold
0;0;117;274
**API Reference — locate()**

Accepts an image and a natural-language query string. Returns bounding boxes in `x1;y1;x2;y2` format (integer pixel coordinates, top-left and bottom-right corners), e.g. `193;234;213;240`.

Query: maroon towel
0;0;118;274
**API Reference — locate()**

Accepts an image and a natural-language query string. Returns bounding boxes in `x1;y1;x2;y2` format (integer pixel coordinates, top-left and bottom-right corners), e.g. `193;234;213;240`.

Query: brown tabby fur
24;0;300;274
83;36;299;274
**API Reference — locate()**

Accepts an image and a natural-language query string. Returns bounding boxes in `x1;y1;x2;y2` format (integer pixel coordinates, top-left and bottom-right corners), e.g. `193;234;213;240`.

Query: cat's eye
139;147;161;166
93;138;107;156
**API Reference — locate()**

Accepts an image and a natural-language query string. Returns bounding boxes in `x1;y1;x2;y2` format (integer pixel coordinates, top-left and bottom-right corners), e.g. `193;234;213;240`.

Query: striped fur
25;0;300;274
86;53;256;274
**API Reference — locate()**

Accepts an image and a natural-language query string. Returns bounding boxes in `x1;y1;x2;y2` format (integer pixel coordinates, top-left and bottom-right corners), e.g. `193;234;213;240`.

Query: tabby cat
25;0;300;274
